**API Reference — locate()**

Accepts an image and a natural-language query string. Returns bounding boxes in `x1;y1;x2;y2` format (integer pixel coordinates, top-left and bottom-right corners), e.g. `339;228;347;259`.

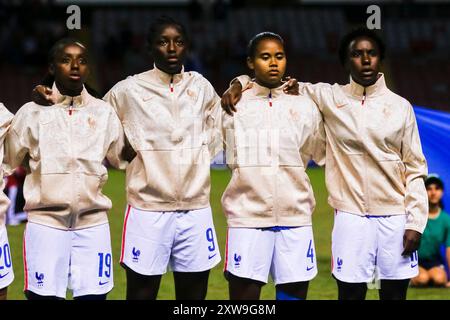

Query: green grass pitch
5;167;449;299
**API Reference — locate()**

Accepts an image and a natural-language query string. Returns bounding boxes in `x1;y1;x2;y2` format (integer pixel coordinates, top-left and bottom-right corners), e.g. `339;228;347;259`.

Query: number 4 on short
307;240;314;264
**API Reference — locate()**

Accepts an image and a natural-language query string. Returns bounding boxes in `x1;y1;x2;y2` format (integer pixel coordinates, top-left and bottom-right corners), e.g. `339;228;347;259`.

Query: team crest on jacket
382;106;392;118
186;89;197;101
88;117;96;129
289;109;300;121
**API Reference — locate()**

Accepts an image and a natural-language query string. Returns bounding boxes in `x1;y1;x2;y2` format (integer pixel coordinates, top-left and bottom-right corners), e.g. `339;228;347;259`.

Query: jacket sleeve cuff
405;221;425;234
230;75;252;89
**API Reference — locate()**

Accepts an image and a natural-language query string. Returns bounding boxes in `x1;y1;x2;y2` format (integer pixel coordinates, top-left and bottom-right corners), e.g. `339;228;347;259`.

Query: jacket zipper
69;97;74;115
268;89;278;225
170;75;180;206
68;98;76;229
360;90;370;212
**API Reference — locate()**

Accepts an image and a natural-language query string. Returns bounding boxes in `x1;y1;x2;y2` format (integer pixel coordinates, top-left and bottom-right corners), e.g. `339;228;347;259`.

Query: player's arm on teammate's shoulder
31;85;55;106
311;102;326;166
221;75;250;115
3;110;30;175
105;110;131;170
299;82;335;112
31;73;56;106
401;102;428;256
204;80;224;159
102;85;136;164
221;75;299;115
282;76;299;95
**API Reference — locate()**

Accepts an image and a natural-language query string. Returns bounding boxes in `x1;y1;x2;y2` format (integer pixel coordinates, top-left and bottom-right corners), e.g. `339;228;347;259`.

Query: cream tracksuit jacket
0;103;13;227
4;85;127;230
236;74;428;233
222;82;325;228
103;66;222;212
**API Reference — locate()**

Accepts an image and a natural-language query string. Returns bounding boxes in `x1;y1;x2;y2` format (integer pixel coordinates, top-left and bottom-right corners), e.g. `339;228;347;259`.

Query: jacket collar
347;73;388;98
137;64;185;86
251;81;285;99
52;83;90;108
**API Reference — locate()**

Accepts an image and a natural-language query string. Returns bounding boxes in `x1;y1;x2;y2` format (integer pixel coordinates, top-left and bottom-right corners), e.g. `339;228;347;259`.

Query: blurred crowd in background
0;0;449;114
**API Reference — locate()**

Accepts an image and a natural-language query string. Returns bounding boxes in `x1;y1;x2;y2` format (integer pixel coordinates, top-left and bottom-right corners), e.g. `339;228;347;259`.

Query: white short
224;226;318;285
331;210;419;283
120;205;221;275
0;225;14;289
23;222;113;298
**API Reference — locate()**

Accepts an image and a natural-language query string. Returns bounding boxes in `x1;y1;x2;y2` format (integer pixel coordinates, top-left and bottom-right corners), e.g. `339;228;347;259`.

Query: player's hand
282;76;300;95
32;85;55;106
446;281;450;288
402;229;422;256
221;80;243;116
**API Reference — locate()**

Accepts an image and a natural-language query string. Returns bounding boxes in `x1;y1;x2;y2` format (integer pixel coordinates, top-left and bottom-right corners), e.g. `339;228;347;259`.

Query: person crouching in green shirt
411;175;450;288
